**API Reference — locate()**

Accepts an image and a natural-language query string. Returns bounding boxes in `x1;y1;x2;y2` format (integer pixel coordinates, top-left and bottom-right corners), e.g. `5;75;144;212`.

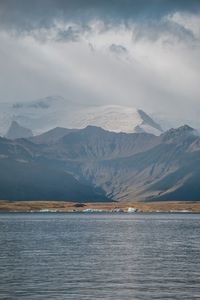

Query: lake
0;213;200;299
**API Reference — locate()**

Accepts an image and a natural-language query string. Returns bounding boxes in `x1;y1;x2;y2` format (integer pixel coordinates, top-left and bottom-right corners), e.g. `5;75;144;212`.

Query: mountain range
0;96;163;136
0;121;199;202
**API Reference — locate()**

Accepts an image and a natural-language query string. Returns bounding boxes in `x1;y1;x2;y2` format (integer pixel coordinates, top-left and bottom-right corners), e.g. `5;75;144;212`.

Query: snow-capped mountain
67;105;163;135
0;96;163;136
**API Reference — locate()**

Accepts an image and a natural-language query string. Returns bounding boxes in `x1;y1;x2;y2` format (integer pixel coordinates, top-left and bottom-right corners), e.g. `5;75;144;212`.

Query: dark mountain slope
0;158;107;201
29;127;78;144
0;136;107;201
146;151;200;201
138;109;163;132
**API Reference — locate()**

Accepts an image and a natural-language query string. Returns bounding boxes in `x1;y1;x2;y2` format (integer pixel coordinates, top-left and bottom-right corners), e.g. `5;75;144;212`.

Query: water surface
0;213;200;299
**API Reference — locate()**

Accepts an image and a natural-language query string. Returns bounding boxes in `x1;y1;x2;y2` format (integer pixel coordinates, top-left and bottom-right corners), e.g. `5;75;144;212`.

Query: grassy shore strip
0;201;200;213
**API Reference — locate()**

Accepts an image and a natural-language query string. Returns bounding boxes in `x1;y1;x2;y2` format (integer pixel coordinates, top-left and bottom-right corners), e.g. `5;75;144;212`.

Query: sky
0;0;200;127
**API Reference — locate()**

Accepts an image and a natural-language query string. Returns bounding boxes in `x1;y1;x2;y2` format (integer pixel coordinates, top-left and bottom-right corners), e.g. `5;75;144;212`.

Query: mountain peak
84;125;107;133
177;124;195;132
166;124;194;135
161;124;196;143
6;121;33;140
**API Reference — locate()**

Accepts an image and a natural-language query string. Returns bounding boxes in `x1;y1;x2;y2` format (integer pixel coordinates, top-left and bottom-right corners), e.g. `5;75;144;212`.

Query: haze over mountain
1;1;200;130
0;1;199;203
0;96;163;136
6;121;33;139
0;123;199;202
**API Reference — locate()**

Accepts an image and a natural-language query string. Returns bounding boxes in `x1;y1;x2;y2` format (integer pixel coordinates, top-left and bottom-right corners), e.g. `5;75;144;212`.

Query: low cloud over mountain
0;1;200;128
0;96;163;136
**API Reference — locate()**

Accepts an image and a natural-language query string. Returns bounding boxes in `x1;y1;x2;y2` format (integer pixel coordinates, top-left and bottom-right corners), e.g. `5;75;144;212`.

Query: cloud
56;26;80;42
133;12;199;45
109;44;128;55
0;1;200;129
0;0;200;34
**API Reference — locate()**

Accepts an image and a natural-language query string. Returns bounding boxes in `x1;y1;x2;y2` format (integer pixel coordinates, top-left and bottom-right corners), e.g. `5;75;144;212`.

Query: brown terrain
0;201;200;213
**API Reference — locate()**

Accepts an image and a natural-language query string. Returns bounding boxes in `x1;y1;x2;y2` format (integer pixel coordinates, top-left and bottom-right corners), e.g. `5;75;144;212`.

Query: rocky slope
0;124;199;202
0;136;108;201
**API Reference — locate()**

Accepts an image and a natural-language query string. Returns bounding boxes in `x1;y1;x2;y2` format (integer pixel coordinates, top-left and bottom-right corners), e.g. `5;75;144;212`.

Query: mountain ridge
0;124;199;202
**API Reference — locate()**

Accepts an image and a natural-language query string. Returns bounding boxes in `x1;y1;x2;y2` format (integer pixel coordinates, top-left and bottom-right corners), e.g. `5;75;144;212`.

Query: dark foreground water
0;213;200;300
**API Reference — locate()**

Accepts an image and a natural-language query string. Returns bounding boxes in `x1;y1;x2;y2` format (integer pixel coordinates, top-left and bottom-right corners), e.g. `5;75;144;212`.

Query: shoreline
0;201;200;213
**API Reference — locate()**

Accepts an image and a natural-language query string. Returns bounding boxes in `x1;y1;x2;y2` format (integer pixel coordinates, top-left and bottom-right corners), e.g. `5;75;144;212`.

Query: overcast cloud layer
0;0;200;128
